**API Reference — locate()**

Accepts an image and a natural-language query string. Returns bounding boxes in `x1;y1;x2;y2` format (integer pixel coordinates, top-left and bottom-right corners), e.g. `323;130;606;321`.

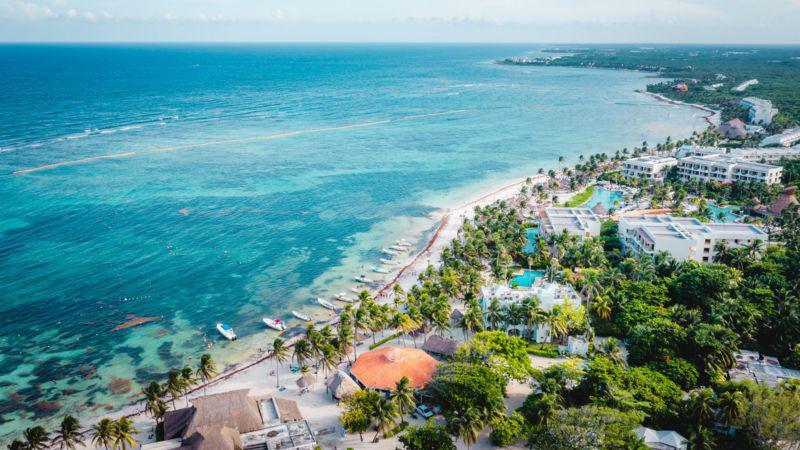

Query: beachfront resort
7;44;800;450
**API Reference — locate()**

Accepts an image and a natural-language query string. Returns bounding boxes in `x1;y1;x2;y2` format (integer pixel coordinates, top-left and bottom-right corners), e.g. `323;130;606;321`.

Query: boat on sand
292;310;311;321
317;298;336;310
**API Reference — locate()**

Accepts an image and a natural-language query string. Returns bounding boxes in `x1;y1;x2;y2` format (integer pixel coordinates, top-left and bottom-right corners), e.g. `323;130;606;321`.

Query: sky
1;0;799;43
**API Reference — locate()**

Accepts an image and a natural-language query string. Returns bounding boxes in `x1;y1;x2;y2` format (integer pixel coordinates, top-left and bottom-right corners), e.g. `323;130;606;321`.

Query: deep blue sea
0;44;707;438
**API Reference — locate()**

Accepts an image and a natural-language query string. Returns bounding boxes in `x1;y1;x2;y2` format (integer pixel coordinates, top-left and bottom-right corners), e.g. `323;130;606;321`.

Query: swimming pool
523;227;538;254
511;269;545;288
707;204;742;223
583;188;624;211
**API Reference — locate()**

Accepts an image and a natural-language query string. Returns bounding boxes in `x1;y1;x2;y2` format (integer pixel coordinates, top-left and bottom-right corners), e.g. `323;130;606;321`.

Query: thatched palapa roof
326;370;361;399
162;389;264;450
422;334;460;357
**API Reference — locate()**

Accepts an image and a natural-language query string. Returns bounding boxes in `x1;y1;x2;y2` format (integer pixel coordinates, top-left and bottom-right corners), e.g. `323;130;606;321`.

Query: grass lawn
561;185;595;207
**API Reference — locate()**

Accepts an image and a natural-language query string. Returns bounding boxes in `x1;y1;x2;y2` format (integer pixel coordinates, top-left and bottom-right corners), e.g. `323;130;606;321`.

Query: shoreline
641;90;721;127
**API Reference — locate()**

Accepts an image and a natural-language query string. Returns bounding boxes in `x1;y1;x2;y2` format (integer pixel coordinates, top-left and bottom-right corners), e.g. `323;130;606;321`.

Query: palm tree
164;369;185;409
319;344;339;379
293;338;313;368
593;295;612;321
352;306;369;359
52;415;85;449
486;298;503;331
142;381;168;423
268;338;290;387
91;418;116;450
195;354;217;396
112;417;138;450
689;426;715;450
598;338;625;366
23;426;49;450
459;307;483;342
522;297;546;341
391;376;416;424
545;310;568;345
716;390;746;428
372;398;399;441
687;389;716;427
452;406;482;450
180;365;196;406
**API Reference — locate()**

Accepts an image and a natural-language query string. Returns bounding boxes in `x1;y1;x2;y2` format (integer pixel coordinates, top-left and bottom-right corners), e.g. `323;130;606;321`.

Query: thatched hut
422;334;460;358
326;370;361;400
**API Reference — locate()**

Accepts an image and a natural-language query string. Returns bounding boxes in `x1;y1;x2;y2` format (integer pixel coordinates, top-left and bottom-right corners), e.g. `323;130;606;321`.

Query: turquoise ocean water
0;44;708;438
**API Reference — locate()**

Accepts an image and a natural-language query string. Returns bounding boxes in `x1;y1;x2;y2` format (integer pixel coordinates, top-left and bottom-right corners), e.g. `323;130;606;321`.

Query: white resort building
760;127;800;148
675;144;800;164
740;97;777;125
537;207;601;241
621;156;678;182
618;215;767;263
480;283;581;343
675;154;783;185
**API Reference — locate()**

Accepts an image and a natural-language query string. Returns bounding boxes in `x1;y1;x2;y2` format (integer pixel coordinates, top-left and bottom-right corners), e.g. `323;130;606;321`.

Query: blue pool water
707;204;742;223
0;43;708;438
583;188;624;211
523;227;539;254
511;270;546;288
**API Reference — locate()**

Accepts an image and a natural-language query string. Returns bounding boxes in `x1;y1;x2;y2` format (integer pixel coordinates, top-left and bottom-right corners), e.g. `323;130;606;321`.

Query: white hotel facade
480;283;582;343
621;156;678;182
618;215;767;263
675;154;783;185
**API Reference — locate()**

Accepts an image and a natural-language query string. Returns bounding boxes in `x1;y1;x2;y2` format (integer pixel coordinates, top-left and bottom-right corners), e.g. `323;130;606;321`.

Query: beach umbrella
326;370;361;399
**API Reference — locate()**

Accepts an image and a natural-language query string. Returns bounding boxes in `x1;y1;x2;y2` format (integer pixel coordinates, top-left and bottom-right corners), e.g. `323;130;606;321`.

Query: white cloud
15;1;53;20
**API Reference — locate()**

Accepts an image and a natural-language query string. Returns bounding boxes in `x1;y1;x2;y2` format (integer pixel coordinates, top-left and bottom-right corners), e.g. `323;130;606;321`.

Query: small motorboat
381;248;399;256
292;310;311;321
335;292;356;303
395;239;413;248
216;322;237;341
317;298;336;310
354;275;374;284
372;266;390;274
389;245;407;252
349;287;361;294
380;258;398;265
263;317;286;331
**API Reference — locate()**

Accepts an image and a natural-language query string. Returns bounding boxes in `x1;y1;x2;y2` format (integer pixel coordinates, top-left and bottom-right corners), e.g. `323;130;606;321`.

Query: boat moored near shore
216;322;237;340
354;275;375;284
372;266;390;274
262;317;286;331
335;292;356;303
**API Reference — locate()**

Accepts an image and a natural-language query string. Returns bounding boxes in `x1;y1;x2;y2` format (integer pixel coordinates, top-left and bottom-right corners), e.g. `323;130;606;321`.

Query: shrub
490;412;526;446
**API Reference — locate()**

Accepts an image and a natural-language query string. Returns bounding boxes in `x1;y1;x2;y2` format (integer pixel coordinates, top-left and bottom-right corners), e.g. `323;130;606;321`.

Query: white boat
317;298;336;310
216;322;237;341
389;245;407;252
292;310;311;321
372;266;390;274
381;248;399;256
396;239;413;247
335;292;356;303
262;317;286;331
354;275;374;284
380;258;399;265
349;287;361;294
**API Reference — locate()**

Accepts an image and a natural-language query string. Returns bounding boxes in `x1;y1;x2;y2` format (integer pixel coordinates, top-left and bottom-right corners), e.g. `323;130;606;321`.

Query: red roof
350;346;438;390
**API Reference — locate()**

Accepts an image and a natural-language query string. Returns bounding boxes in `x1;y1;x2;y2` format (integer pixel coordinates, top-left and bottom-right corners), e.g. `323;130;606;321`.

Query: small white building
760;127;800;147
675;144;800;164
618;215;768;263
621;156;678;182
740;97;777;125
480;283;581;343
538;207;601;241
634;427;689;450
676;154;783;185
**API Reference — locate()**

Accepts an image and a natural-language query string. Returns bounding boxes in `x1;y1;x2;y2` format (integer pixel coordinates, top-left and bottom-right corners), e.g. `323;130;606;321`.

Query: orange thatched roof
350;346;438;390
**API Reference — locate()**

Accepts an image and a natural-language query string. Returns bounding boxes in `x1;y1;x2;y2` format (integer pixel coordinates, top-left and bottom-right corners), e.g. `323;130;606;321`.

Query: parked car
415;404;434;418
